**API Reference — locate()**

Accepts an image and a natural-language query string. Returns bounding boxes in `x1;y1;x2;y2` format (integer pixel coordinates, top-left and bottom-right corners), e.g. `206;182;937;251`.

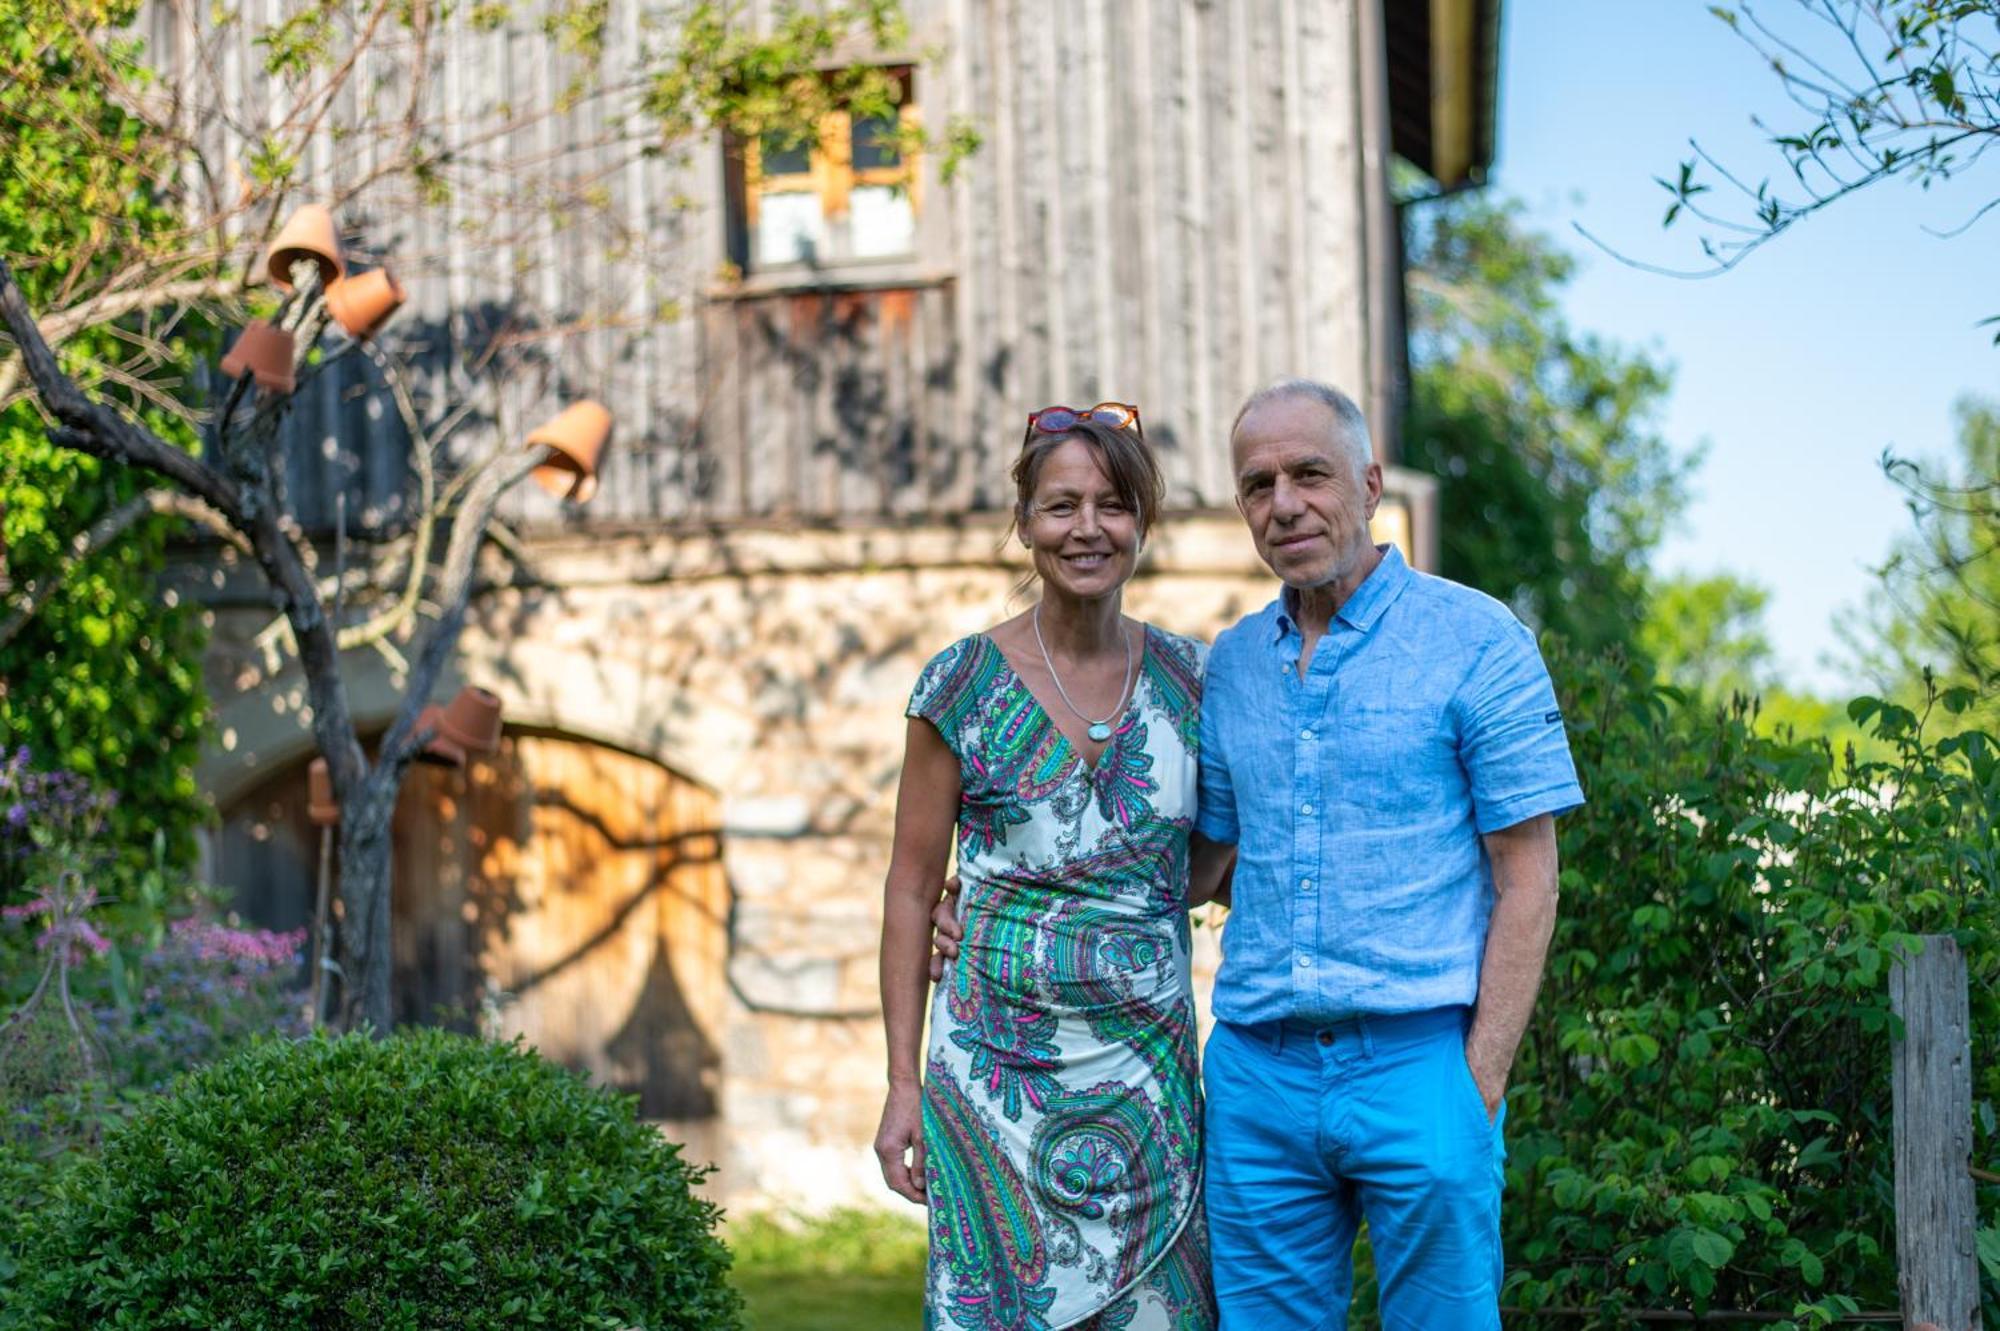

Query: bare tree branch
0;257;244;522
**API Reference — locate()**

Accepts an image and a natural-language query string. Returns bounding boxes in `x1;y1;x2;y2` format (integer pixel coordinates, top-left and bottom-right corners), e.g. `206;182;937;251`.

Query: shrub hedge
4;1028;739;1330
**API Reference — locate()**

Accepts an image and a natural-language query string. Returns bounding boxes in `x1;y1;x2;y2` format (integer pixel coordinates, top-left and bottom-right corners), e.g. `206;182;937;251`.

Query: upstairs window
728;67;920;273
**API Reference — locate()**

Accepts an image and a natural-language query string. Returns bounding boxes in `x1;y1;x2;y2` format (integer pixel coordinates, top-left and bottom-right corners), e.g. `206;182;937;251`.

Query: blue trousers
1202;1007;1507;1331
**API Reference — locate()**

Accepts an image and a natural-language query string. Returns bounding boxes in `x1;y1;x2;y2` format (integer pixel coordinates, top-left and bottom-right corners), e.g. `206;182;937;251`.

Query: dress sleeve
906;636;980;759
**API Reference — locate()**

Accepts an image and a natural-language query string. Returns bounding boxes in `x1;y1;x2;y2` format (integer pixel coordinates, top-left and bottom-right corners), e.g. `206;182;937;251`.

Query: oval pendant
1087;722;1112;742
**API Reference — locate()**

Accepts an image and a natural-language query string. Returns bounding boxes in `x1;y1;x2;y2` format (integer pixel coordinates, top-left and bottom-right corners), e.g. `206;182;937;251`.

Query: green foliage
0;0;213;879
1639;573;1881;755
1841;396;2000;735
1661;1;2000;319
1404;193;1695;654
729;1209;926;1330
4;1030;741;1330
1641;572;1776;699
644;1;910;142
1505;646;1999;1325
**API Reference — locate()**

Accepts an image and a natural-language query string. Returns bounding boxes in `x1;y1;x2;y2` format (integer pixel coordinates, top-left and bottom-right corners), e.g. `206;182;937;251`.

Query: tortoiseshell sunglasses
1022;402;1144;447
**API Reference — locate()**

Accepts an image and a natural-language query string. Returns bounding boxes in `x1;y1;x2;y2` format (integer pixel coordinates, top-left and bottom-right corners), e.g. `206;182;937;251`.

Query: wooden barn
169;0;1500;1210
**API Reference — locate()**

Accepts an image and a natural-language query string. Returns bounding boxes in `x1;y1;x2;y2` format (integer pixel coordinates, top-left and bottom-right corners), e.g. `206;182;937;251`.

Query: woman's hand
874;1081;928;1204
928;875;962;980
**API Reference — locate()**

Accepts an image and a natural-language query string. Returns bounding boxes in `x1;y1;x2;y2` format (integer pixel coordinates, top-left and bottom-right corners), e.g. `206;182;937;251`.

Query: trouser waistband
1220;1005;1468;1057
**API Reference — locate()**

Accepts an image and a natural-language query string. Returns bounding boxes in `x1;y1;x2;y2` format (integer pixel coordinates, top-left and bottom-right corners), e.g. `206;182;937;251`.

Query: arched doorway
215;732;728;1156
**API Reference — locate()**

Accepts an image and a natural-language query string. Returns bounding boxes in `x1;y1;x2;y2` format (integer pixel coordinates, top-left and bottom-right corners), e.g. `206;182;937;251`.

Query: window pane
850;114;901;171
848;184;914;259
759;131;812;177
755;191;826;266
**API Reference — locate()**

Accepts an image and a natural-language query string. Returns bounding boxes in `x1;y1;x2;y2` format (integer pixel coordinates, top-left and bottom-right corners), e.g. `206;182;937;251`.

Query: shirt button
1300;803;1314;816
1300;727;1314;740
1296;955;1313;968
1300;877;1314;891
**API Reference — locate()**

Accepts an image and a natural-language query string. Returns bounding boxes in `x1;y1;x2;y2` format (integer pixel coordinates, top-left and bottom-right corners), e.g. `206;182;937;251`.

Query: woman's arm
873;716;961;1204
1188;832;1236;910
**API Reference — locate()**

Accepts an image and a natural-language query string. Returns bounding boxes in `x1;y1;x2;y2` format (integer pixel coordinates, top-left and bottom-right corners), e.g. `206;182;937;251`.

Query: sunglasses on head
1023;402;1143;447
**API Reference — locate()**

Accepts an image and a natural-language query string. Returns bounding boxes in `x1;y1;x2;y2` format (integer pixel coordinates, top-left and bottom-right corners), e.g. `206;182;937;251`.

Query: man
935;379;1581;1328
1191;379;1581;1328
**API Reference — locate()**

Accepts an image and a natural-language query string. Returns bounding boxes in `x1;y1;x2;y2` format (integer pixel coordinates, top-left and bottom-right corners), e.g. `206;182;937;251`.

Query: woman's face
1022;437;1141;602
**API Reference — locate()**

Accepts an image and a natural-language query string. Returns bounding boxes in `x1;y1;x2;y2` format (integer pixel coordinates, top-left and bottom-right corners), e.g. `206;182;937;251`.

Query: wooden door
219;734;728;1138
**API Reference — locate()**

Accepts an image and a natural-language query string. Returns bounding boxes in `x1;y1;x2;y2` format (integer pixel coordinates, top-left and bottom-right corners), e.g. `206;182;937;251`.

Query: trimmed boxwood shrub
5;1029;740;1330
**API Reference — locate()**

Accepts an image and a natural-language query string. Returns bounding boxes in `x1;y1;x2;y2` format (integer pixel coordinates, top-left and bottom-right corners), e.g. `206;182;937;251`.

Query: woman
875;403;1227;1331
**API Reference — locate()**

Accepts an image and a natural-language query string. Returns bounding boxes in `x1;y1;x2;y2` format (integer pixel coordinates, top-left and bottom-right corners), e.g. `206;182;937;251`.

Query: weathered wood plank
1891;935;1983;1331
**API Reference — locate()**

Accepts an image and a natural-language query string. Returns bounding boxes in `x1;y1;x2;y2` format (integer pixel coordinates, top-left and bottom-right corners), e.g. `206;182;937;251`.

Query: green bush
4;1029;740;1330
1505;648;1999;1328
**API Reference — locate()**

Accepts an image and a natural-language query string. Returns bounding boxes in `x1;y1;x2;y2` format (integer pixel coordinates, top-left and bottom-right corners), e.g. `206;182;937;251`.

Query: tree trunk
335;781;398;1034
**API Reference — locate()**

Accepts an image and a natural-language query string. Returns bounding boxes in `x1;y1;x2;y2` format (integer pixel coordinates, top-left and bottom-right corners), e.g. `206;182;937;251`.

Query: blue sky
1492;0;1997;694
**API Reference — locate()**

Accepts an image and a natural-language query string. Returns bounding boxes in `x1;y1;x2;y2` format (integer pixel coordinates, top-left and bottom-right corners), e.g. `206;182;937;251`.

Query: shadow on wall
215;729;727;1123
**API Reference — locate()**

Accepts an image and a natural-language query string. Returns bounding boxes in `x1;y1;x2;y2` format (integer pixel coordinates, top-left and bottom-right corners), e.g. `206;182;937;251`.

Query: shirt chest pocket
1331;680;1449;807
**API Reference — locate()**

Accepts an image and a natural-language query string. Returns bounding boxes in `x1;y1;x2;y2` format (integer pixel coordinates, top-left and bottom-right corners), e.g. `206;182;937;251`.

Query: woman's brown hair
1008;415;1165;547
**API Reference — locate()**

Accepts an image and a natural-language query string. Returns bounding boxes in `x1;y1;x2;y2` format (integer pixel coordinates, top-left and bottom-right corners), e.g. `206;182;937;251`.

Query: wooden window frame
735;66;921;272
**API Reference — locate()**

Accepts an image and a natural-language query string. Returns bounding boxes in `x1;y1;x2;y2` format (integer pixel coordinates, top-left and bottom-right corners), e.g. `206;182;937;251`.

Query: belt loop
1272;1021;1287;1056
1358;1014;1374;1059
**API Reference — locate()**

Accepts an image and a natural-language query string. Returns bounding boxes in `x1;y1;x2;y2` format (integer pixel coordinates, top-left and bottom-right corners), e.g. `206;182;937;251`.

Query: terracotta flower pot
266;203;346;291
324;267;406;339
414;704;467;768
527;400;612;503
307;757;339;826
220;321;297;393
439;685;503;754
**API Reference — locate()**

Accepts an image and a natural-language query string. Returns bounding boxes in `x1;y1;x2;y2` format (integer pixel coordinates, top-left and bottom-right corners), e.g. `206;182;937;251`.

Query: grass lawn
729;1207;927;1331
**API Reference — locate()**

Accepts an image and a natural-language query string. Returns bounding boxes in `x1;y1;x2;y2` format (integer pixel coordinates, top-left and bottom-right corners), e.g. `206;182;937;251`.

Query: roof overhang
1385;0;1501;191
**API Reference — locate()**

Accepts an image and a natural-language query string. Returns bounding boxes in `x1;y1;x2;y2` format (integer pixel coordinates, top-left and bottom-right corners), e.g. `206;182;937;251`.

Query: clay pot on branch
307;758;339;826
414;704;467;768
325;268;406;339
266;203;346;291
527;400;611;503
220;321;297;394
438;685;503;754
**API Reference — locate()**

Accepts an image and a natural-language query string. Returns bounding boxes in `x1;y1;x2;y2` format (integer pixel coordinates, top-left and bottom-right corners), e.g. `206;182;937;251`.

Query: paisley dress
908;627;1216;1331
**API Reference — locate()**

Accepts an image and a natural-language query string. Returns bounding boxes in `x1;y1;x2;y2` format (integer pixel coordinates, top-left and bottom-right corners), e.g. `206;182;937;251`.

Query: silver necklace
1032;605;1134;743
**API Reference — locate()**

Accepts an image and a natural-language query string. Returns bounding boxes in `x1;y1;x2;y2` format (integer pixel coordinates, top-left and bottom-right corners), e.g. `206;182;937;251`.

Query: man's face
1231;396;1382;590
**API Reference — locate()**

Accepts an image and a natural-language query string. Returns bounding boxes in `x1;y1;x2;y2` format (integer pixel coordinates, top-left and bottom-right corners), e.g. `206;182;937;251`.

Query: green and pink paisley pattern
909;628;1216;1331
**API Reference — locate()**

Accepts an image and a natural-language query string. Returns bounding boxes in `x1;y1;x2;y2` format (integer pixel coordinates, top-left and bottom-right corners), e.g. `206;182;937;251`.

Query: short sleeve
1194;642;1240;846
906;636;982;759
1455;619;1586;834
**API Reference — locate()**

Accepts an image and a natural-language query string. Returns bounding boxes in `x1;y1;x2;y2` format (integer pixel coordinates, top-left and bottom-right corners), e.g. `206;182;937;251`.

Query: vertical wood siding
147;0;1377;528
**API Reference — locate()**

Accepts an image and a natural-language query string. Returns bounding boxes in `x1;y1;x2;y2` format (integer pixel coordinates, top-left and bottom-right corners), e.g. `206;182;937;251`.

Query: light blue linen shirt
1196;545;1585;1024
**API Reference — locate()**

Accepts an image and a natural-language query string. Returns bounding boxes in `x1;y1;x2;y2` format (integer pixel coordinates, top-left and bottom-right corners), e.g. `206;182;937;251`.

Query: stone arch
202;640;742;1162
198;635;752;813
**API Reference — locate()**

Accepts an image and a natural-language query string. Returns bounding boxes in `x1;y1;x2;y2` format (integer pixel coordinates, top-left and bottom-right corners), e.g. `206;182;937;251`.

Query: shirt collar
1271;544;1413;642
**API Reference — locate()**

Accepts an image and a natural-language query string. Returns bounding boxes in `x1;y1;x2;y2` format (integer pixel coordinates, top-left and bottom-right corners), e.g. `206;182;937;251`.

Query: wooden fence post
1891;934;1982;1331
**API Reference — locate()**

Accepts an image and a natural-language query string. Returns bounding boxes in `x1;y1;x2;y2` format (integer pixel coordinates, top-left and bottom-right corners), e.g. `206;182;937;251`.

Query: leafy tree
0;1;214;881
1640;572;1778;698
1638;571;1873;751
1841;395;2000;731
0;0;973;1034
1655;0;1999;334
1404;192;1696;654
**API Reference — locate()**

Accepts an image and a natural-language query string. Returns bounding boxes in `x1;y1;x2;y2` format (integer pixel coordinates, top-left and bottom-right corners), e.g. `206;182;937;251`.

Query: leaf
1977;1226;2000;1283
1691;1229;1735;1269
